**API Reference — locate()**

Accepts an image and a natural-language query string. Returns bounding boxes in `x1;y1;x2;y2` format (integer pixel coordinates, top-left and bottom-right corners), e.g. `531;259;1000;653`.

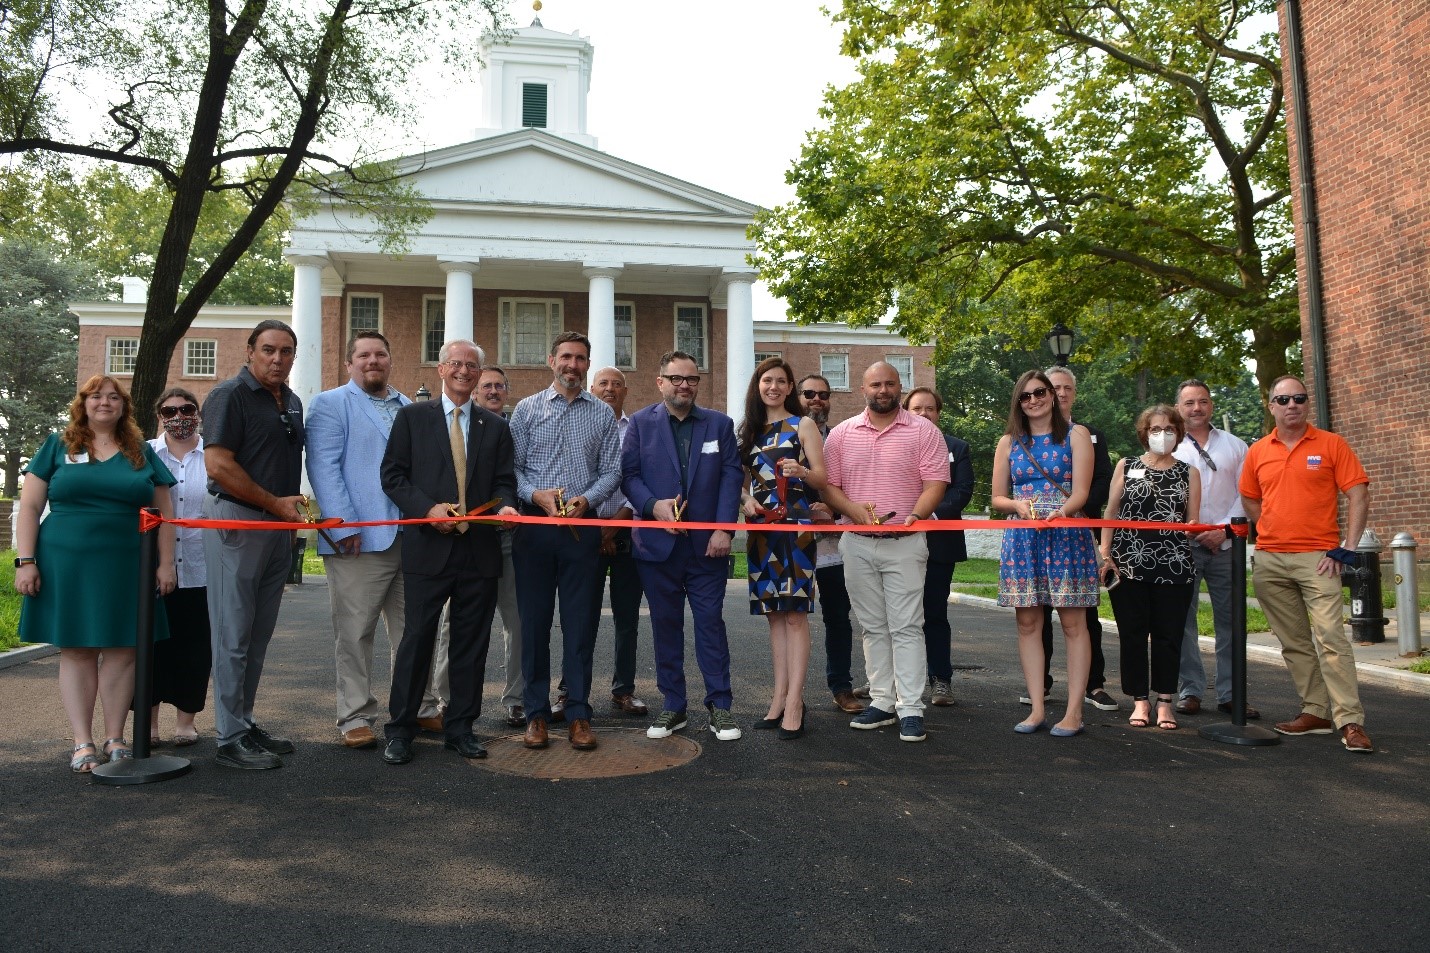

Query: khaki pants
1252;550;1365;728
840;532;929;718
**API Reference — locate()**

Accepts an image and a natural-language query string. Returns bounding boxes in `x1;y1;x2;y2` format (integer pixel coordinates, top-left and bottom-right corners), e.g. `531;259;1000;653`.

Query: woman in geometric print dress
991;369;1100;738
1099;405;1200;731
738;356;827;740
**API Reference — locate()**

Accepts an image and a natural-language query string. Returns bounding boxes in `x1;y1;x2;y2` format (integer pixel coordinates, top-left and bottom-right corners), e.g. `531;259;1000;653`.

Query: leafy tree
0;240;94;496
1;0;509;433
754;0;1295;396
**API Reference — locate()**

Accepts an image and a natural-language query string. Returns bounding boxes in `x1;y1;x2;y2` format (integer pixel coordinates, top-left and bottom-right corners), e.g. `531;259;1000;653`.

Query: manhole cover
479;728;701;779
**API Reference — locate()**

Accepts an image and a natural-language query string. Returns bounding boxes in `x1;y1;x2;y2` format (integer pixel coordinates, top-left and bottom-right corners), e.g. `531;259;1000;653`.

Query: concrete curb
0;643;58;671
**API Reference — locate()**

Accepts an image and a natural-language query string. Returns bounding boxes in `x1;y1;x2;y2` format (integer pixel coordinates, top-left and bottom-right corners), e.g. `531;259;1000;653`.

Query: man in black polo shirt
202;320;307;769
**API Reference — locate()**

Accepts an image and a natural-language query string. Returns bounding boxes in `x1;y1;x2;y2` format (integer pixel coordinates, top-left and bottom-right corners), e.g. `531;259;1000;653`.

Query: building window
348;294;381;336
106;337;140;375
522;83;548;128
499;298;563;366
422;296;445;363
675;304;708;370
820;353;849;391
615;302;635;369
184;339;217;378
887;354;913;389
754;351;783;364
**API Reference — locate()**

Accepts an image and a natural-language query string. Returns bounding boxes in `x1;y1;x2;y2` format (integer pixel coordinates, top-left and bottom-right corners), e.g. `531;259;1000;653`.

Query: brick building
1281;2;1430;562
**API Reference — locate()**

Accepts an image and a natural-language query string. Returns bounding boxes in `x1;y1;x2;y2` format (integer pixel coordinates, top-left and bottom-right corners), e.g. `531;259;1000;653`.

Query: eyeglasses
158;403;198;419
1018;386;1051;404
443;360;481;373
478;382;507;391
1270;393;1309;406
279;411;299;443
801;389;831;400
661;374;701;386
1148;426;1177;435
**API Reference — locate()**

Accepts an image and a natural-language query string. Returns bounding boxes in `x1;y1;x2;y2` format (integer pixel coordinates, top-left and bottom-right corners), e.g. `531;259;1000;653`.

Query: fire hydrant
1347;529;1387;644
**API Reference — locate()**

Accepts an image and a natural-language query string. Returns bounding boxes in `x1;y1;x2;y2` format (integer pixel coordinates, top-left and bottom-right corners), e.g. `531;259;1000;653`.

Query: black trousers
1040;604;1107;693
816;563;855;694
387;538;496;741
1111;579;1194;698
923;560;956;681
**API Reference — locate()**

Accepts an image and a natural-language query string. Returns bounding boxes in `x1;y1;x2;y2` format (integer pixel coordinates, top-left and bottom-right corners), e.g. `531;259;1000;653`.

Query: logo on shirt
1306;455;1322;470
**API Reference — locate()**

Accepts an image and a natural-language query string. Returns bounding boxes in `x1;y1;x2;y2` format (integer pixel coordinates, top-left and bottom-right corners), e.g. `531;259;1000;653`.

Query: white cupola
474;15;597;148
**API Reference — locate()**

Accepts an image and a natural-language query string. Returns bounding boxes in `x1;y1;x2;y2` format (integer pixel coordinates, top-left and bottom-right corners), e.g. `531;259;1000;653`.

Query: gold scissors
297;496;344;553
673;494;689;522
553;488;581;540
865;503;897;526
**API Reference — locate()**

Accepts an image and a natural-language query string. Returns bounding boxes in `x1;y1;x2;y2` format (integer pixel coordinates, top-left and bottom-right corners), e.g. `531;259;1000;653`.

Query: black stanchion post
93;507;194;785
1199;517;1280;747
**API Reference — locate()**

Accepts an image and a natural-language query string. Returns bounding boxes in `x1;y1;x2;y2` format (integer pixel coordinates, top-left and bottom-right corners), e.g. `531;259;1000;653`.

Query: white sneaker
1018;691;1053;706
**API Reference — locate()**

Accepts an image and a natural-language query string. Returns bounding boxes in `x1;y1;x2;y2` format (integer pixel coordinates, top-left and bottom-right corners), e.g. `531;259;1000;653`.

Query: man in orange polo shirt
1239;375;1373;753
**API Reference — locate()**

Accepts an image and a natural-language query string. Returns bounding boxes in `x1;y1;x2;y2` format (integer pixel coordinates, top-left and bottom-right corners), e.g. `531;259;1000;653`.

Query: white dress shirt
149;435;207;588
1173;427;1248;551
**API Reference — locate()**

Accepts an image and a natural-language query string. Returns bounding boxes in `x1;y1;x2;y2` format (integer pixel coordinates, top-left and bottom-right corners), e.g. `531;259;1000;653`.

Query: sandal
103;737;134;761
1155;695;1178;731
172;730;200;747
1128;696;1151;728
70;742;102;773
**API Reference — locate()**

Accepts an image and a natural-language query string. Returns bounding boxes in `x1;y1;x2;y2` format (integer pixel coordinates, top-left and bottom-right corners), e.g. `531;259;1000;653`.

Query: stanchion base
1198;722;1282;747
91;754;193;786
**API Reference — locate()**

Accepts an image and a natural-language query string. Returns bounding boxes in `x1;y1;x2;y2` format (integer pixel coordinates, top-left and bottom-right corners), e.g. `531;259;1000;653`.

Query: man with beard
819;362;947;743
510;332;622;752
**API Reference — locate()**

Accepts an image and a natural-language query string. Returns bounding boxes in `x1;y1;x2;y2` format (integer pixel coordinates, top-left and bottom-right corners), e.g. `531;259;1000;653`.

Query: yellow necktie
450;407;468;534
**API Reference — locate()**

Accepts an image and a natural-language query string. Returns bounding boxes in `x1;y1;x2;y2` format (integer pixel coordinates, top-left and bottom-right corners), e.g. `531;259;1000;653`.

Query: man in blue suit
305;331;442;749
621;350;745;741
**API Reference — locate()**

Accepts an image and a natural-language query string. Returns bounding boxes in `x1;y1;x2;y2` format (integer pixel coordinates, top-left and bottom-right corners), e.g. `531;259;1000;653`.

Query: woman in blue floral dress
738;357;827;739
991;370;1100;737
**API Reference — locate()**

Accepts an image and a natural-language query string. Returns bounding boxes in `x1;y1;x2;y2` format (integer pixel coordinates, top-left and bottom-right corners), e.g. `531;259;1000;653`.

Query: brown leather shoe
550;691;568;723
568;718;598;750
832;691;866;714
1340;723;1374;752
1274;712;1335;736
341;726;376;749
611;693;649;716
1175;696;1201;715
416;713;444;733
523;717;549;749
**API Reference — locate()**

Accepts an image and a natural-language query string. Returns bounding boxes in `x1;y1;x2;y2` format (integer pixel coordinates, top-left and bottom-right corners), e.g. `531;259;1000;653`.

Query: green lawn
0;557;20;652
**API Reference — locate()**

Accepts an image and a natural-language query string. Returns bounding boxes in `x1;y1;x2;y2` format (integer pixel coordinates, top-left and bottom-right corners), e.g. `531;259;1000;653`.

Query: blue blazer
621;402;743;563
304;380;410;555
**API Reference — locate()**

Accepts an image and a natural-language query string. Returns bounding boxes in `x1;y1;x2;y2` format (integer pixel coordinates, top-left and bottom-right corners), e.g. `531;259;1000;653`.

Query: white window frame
886;354;914;390
753;351;783;364
820;353;850;391
421;295;446;364
184;339;218;378
498;297;563;367
106;337;140;376
614;301;636;370
674;303;709;371
347;292;383;338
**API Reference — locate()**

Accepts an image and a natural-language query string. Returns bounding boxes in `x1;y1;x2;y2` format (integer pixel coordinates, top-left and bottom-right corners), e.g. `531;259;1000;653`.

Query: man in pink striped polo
820;362;948;743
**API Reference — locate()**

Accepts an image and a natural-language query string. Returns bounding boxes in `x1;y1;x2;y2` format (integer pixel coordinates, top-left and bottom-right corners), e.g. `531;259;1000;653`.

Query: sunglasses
1018;386;1051;404
279;411;299;443
158;403;198;419
801;389;831;400
1270;394;1309;406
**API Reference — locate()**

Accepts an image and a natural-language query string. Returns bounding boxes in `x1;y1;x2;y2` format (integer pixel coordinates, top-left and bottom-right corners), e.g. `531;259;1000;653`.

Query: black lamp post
1045;321;1074;366
415;383;431;401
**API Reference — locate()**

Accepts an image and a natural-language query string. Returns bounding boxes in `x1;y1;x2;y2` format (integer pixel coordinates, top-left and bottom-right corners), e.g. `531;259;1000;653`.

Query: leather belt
854;530;902;539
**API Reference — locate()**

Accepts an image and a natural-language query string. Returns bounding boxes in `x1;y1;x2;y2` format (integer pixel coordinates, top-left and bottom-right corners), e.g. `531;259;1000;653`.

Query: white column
583;264;623;380
722;270;757;417
286;253;329;411
438;258;479;345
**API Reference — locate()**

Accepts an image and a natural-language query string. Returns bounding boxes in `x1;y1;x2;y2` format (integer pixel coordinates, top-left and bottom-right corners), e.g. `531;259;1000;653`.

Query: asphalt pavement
2;576;1427;953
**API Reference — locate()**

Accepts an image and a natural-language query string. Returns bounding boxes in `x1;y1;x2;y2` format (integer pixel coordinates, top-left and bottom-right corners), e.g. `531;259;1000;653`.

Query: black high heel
753;712;783;730
777;704;807;740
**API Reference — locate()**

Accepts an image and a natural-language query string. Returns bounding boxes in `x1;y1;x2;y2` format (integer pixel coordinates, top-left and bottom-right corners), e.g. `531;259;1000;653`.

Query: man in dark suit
379;340;518;765
621;350;745;741
903;387;975;707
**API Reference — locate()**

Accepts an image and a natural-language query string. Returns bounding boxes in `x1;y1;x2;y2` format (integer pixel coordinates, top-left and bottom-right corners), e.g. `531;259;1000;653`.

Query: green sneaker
646;709;688;739
707;705;742;741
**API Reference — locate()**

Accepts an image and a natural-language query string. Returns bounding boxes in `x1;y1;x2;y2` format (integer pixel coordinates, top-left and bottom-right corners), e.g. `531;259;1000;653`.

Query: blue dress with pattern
998;432;1100;608
746;416;816;615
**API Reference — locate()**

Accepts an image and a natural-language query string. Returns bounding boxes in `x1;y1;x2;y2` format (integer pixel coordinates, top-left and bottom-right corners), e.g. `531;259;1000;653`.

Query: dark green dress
19;434;176;648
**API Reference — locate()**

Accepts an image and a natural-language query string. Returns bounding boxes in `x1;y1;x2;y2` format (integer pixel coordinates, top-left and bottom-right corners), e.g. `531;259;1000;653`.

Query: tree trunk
4;455;19;498
130;309;191;438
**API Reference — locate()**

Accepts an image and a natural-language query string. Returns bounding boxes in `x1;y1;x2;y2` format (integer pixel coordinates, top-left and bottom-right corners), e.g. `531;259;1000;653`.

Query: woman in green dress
13;375;177;772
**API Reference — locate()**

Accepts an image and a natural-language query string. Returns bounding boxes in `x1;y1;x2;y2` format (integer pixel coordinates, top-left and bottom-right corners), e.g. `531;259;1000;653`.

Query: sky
410;0;863;322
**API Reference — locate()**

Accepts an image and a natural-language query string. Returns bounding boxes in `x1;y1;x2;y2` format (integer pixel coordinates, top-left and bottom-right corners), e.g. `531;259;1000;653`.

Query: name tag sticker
67;452;90;464
701;440;719;454
1127;468;1147;479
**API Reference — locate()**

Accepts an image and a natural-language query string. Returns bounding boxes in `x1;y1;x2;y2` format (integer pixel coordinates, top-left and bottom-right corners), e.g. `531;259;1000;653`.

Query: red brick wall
1282;2;1430;556
77;325;253;408
752;341;936;426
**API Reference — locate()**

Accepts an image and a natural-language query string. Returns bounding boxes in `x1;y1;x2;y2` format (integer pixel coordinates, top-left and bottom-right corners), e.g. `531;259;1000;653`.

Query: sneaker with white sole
1018;691;1053;706
707;705;741;741
646;709;688;739
850;706;897;729
899;716;927;742
852;683;872;699
1084;688;1120;711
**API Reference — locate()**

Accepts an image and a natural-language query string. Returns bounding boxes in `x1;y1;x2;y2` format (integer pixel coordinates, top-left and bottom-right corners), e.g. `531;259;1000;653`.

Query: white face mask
1147;432;1176;455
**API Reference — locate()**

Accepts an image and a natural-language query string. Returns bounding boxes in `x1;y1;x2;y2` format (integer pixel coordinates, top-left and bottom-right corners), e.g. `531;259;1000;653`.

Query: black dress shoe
778;705;807;741
444;735;488;759
216;734;281;770
382;737;414;765
505;705;525;729
247;724;295;755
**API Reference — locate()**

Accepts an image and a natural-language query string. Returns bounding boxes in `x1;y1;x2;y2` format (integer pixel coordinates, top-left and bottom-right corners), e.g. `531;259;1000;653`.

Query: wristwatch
14;556;35;567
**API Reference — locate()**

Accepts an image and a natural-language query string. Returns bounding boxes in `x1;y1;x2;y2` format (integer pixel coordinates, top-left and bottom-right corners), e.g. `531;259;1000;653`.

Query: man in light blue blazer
621;350;744;742
305;331;440;748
